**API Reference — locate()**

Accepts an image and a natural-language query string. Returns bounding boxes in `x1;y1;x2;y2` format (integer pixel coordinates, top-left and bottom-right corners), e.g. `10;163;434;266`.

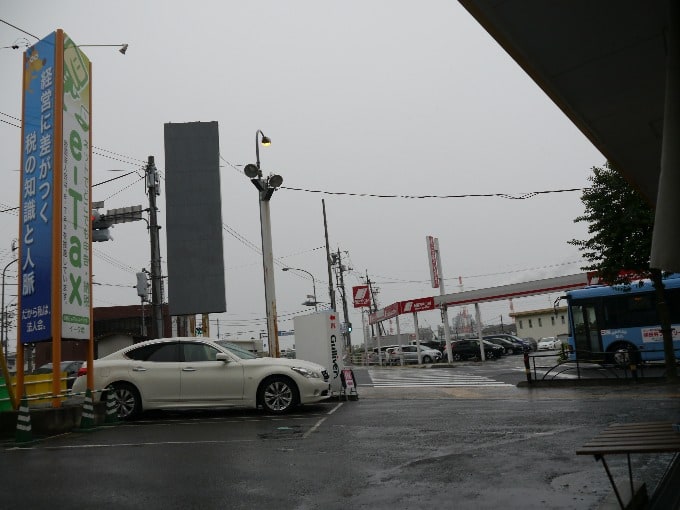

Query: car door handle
182;367;196;372
132;367;147;372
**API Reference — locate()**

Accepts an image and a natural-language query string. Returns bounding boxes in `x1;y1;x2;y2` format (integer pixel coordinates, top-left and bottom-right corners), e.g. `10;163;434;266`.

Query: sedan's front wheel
259;376;299;414
107;382;141;420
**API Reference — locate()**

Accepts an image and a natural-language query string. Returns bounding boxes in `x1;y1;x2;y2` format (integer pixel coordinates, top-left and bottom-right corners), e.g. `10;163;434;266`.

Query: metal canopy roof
370;273;594;324
458;0;669;205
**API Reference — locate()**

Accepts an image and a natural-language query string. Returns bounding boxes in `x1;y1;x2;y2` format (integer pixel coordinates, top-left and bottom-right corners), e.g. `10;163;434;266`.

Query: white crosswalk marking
368;368;513;387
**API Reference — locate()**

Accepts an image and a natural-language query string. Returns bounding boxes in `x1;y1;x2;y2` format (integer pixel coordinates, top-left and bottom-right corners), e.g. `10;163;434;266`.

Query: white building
510;306;568;341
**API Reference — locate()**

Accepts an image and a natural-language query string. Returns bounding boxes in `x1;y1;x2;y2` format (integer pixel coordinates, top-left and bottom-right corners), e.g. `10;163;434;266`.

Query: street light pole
282;267;318;311
244;130;284;358
2;258;17;361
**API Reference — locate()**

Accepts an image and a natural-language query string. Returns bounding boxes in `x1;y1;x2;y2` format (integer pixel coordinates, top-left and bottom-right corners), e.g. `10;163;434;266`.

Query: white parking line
7;438;258;451
302;402;343;438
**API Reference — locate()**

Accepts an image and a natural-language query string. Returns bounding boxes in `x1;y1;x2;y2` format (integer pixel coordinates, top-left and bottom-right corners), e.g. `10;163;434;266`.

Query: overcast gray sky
0;1;604;350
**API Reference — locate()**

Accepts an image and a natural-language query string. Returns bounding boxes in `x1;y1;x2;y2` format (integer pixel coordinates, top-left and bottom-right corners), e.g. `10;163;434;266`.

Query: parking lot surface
1;355;678;510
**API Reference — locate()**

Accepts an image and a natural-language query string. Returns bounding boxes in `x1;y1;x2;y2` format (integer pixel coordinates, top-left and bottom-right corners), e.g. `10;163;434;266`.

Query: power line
220;154;586;201
92;170;139;187
279;186;586;200
0;18;39;40
101;175;145;202
93;247;138;274
5;121;587;202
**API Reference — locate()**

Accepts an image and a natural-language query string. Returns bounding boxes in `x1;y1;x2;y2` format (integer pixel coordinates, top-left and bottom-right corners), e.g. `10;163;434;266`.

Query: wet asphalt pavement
1;354;678;510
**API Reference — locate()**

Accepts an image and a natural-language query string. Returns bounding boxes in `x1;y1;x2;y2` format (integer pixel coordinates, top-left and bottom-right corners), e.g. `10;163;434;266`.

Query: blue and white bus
565;275;680;363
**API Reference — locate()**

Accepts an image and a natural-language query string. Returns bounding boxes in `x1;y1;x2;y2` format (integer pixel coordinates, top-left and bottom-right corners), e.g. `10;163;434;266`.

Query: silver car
388;345;441;364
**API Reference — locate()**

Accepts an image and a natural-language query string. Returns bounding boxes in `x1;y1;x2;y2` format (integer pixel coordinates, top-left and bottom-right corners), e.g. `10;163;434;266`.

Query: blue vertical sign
20;32;56;343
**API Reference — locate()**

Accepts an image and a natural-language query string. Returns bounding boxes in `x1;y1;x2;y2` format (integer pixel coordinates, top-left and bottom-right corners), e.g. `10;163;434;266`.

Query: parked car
71;337;331;419
443;339;504;361
370;345;400;364
537;337;560;350
483;334;533;352
35;360;84;389
484;336;522;354
386;345;442;364
411;340;447;352
522;337;539;351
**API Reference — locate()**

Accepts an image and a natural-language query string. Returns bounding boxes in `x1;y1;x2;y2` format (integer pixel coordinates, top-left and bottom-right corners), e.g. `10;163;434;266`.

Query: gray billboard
164;121;226;315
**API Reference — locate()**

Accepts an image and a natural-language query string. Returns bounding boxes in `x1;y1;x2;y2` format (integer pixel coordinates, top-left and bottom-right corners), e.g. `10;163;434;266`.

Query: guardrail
0;374;71;410
528;346;676;381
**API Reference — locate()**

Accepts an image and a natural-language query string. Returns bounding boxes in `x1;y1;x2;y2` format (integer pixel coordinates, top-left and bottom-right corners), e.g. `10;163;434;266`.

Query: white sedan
537;337;560;350
71;337;331;419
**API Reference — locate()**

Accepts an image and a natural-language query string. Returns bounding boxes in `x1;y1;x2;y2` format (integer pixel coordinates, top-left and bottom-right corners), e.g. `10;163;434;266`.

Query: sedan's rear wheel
259;376;299;414
107;382;141;419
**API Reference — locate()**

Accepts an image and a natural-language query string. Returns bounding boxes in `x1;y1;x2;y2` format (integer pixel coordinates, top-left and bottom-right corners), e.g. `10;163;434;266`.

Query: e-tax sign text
61;34;91;338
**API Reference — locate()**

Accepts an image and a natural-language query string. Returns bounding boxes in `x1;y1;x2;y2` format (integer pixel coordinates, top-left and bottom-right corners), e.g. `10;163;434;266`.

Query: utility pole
365;271;375;338
322;199;336;311
365;272;385;336
146;156;164;339
334;248;352;352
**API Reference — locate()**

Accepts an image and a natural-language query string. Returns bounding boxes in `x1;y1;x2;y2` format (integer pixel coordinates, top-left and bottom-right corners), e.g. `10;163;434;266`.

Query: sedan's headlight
291;366;321;379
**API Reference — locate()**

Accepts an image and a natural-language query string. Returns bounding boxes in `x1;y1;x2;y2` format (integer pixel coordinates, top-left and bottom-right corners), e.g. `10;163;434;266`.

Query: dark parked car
484;336;523;354
443;340;504;361
521;337;539;351
483;334;533;352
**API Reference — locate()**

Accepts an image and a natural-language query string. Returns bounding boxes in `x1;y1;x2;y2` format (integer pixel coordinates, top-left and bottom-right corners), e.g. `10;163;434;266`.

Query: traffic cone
103;390;119;425
15;394;33;443
79;388;96;430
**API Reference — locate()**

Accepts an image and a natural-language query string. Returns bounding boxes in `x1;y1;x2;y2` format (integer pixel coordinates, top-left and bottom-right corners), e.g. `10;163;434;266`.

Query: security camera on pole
136;271;150;336
244;130;284;358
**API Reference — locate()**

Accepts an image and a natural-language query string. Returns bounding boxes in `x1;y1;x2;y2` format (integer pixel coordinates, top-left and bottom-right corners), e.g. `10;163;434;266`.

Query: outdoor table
576;421;680;509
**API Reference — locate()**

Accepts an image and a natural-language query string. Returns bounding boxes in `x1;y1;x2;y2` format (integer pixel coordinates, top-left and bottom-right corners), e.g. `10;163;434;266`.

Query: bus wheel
607;343;638;366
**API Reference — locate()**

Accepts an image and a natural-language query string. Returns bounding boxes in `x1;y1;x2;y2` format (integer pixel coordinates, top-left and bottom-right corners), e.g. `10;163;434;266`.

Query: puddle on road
257;425;304;440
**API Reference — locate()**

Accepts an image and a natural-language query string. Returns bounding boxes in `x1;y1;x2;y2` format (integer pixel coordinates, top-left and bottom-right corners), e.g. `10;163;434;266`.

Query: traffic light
135;272;149;300
91;209;113;242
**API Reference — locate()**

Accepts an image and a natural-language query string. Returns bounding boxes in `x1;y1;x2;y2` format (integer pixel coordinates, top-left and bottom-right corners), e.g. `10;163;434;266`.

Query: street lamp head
244;164;260;178
255;130;271;169
268;174;283;189
119;43;129;55
282;267;291;272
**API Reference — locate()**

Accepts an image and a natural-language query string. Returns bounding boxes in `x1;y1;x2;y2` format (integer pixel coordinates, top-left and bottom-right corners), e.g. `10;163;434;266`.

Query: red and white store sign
399;297;435;314
352;285;370;308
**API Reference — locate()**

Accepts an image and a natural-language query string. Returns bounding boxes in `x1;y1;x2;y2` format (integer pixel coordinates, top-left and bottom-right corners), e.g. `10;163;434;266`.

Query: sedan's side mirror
216;352;230;362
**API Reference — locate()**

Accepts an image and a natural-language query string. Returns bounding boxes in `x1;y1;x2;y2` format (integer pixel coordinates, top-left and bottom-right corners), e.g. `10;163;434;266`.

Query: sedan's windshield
214;340;258;359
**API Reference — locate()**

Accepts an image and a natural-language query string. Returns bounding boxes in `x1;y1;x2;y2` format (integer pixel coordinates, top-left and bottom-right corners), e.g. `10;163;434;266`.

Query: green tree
569;162;677;380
